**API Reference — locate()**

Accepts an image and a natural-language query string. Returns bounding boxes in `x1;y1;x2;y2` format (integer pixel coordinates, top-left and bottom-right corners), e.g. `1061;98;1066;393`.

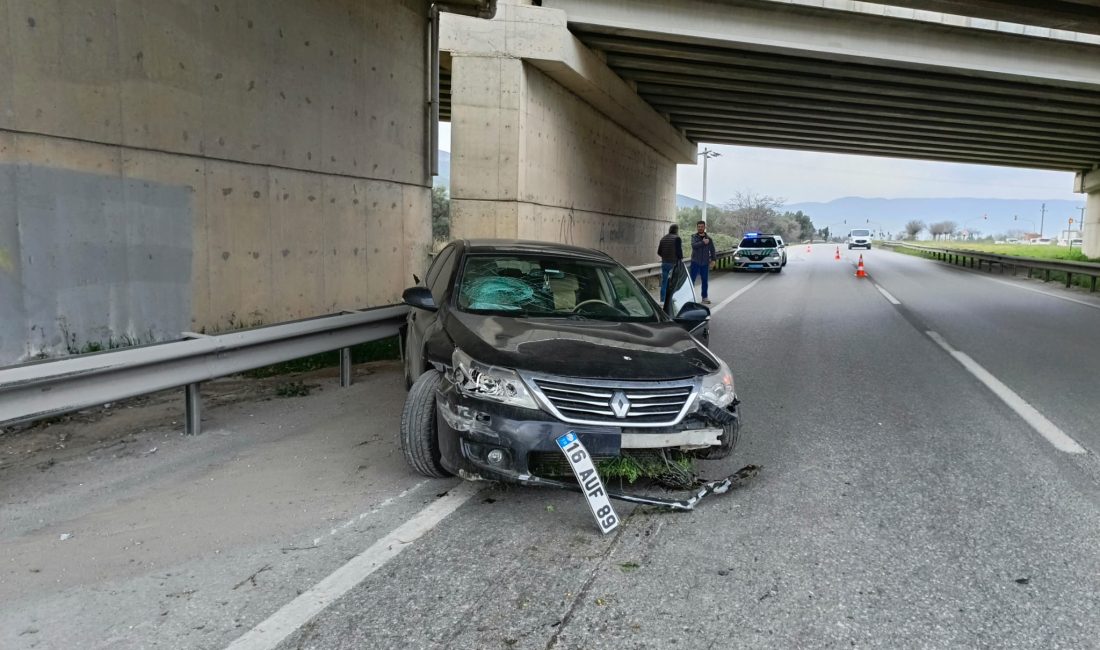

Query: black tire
847;244;853;250
772;266;782;273
699;414;740;460
400;370;451;478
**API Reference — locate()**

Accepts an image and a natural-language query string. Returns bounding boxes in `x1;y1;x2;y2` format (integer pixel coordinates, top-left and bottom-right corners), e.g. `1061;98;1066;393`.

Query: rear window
850;229;871;237
739;237;777;248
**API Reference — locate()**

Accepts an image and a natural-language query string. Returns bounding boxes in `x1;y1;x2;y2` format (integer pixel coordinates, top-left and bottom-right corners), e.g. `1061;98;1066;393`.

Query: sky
437;122;1081;205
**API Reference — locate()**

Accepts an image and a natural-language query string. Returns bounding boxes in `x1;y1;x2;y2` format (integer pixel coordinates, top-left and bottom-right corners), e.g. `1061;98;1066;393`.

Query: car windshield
739;236;777;248
456;254;659;321
850;229;871;237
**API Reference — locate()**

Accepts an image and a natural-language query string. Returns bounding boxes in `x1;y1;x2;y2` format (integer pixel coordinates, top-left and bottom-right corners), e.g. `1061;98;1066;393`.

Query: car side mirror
674;301;710;329
403;286;437;312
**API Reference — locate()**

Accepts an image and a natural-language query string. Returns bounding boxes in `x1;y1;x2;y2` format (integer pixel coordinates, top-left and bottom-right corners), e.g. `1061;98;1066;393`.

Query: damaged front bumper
435;376;743;508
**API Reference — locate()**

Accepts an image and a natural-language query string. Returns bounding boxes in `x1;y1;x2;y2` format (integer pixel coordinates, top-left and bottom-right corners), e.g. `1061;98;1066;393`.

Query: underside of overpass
442;0;1100;256
865;0;1100;36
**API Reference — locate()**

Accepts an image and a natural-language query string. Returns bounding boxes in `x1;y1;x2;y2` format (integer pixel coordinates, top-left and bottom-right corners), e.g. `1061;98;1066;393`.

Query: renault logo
610;391;631;419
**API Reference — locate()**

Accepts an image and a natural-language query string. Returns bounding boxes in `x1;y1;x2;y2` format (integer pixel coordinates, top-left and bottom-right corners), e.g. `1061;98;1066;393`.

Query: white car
732;233;787;273
847;229;872;250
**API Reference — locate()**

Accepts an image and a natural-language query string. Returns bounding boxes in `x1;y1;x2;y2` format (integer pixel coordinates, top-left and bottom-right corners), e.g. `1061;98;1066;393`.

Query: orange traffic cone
834;246;841;261
856;254;867;278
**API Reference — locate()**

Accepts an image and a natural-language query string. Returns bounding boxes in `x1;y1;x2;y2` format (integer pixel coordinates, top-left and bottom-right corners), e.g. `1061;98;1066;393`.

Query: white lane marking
225;481;481;650
711;274;768;314
976;275;1100;312
874;284;901;305
325;479;430;540
925;331;1086;455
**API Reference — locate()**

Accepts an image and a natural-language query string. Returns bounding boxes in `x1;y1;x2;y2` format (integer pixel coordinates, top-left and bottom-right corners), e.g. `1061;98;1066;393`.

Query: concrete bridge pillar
441;2;696;265
1076;169;1100;259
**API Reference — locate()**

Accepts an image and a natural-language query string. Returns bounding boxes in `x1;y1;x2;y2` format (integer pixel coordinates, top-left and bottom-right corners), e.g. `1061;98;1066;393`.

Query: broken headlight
698;359;736;409
451;348;539;410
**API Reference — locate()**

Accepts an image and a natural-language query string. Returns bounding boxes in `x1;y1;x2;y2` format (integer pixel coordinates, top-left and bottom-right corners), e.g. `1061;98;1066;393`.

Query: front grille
527;376;696;427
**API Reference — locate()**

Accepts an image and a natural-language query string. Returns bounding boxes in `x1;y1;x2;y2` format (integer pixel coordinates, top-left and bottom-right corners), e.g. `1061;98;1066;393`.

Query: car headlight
451;348;539;410
733;250;744;258
698;359;736;409
768;250;781;258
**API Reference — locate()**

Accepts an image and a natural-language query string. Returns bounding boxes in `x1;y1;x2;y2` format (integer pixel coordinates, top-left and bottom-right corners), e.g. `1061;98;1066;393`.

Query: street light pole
698;149;720;225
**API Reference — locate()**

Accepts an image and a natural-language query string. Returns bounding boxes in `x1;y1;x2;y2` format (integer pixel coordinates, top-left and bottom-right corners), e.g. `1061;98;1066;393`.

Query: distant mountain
782;197;1084;237
676;194;719;210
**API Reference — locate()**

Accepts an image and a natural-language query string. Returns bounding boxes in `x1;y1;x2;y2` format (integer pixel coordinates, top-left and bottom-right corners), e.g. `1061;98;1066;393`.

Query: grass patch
596;453;695;485
243;336;400;379
274;381;312;397
896;241;1097;263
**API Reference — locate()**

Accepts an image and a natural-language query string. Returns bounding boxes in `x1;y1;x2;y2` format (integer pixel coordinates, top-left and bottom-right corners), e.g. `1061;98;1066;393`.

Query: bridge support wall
0;0;434;364
1076;170;1100;259
442;2;695;265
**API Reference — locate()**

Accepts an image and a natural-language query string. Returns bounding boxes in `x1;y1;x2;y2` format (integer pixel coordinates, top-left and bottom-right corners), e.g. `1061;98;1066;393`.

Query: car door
663;261;709;345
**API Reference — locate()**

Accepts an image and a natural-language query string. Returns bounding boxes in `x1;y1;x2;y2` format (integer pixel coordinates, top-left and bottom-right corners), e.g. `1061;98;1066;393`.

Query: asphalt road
5;246;1100;649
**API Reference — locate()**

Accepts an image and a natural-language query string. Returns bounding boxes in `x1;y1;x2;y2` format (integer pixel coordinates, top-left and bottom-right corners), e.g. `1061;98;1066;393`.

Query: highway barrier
1;263;698;434
881;242;1100;292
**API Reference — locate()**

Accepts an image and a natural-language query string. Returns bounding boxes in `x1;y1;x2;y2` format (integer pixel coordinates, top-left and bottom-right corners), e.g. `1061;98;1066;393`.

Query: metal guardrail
881;242;1100;292
0;305;409;433
628;249;737;279
1;260;694;435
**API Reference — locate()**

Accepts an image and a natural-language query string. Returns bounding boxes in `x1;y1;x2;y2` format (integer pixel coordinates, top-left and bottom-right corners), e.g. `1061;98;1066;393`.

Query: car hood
445;311;719;380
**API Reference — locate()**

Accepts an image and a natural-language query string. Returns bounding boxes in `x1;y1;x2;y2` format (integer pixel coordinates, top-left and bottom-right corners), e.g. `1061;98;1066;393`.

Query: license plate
555;431;619;534
749;264;763;268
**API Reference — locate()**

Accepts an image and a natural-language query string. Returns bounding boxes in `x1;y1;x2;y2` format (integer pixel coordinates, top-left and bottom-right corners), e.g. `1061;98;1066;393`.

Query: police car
732;233;787;273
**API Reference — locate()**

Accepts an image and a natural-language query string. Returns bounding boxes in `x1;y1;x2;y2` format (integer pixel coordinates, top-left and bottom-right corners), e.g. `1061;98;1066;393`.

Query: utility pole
1040;202;1046;237
698;149;720;224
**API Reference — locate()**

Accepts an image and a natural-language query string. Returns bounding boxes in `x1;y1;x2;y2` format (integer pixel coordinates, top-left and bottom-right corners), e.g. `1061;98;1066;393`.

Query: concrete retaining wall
0;0;433;364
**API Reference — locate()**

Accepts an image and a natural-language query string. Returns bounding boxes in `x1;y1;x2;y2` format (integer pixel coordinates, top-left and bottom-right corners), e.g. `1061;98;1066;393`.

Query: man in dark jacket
656;224;683;301
690;221;717;304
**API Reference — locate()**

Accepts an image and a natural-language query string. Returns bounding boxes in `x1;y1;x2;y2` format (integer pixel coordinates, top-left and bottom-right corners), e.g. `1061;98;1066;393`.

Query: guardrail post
1066;272;1073;288
1091;276;1097;293
340;347;352;387
185;383;201;435
1044;269;1051;283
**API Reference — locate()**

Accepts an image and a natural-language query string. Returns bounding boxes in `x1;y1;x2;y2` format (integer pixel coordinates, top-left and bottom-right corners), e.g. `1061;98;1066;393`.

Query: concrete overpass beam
1075;169;1100;258
441;2;695;264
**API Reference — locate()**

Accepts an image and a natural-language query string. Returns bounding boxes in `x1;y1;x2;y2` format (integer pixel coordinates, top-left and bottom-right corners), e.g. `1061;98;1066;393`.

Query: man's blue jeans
690;261;710;300
659;261;676;301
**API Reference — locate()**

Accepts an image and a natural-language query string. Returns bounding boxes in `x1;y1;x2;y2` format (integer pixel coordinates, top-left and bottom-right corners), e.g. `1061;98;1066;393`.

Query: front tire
400;370;451;478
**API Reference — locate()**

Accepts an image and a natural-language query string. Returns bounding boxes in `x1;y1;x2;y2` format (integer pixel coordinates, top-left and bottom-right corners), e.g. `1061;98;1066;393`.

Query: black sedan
399;239;740;487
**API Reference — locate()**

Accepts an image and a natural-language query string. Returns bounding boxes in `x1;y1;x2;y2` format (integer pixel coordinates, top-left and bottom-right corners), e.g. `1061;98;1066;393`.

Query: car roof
459;239;616;262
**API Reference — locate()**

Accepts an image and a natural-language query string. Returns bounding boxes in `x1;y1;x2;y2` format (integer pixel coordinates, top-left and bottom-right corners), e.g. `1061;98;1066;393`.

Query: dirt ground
0;360;456;650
